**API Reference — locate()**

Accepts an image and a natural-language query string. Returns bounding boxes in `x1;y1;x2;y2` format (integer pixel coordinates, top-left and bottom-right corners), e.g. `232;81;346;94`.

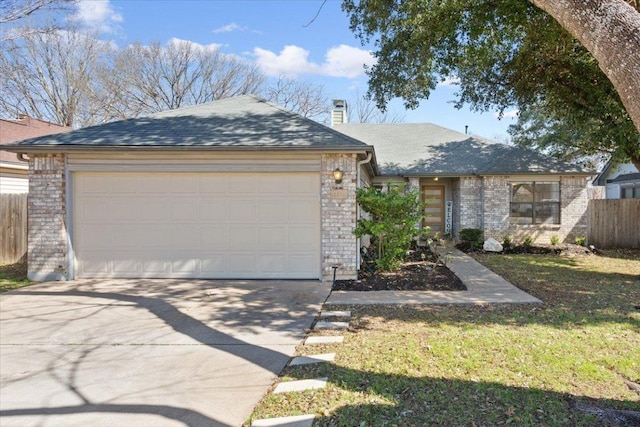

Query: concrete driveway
0;279;331;427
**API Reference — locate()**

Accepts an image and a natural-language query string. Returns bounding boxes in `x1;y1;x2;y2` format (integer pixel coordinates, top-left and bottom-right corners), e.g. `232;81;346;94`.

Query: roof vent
331;99;348;127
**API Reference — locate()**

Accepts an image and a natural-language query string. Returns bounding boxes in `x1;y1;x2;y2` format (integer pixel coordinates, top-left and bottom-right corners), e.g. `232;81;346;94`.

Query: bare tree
0;0;77;40
0;26;113;127
100;40;266;120
348;91;405;124
264;76;330;122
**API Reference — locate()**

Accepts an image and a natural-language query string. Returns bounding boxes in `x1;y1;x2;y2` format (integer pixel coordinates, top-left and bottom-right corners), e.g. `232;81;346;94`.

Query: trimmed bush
460;228;483;250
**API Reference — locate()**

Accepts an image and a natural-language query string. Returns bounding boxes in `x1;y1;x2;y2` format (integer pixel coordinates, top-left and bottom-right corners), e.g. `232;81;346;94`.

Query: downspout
356;151;373;270
17;153;29;162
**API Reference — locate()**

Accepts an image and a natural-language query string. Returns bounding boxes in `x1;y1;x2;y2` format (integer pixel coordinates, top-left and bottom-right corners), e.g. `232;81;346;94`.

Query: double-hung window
510;181;560;224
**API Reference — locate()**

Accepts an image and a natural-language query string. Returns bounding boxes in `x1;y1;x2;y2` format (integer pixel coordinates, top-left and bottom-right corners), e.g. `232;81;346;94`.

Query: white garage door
73;172;320;279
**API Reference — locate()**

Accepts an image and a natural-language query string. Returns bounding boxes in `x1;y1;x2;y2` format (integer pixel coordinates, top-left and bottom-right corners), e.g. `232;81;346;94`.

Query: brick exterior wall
321;153;358;280
458;177;483;231
478;175;589;244
482;176;510;240
27;154;67;281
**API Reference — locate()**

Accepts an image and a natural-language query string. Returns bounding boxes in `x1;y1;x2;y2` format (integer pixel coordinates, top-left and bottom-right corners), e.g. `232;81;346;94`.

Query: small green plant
502;235;512;248
550;235;560;246
354;184;426;271
460;228;483;250
522;236;534;247
574;236;587;246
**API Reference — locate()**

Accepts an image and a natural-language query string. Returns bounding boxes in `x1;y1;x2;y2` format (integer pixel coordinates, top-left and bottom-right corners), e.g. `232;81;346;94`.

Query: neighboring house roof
334;123;589;176
0;116;70;166
609;172;640;183
593;160;639;186
4;95;372;152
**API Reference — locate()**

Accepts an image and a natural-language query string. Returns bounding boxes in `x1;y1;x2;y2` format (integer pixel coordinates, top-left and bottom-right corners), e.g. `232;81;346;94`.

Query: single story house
592;160;640;199
5;95;591;282
0;116;70;193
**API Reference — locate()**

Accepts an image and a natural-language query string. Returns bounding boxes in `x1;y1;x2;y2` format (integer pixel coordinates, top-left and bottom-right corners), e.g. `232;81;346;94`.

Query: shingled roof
334;123;589;176
5;95;372;152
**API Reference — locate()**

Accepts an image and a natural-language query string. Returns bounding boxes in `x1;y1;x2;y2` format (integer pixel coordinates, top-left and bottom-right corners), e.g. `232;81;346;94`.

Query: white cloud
494;109;519;119
168;37;222;52
437;75;461;87
70;0;122;33
253;44;375;79
213;22;246;34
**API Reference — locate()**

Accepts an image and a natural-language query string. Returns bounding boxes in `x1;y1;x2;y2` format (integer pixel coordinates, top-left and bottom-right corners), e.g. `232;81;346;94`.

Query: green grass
0;262;30;292
248;250;640;426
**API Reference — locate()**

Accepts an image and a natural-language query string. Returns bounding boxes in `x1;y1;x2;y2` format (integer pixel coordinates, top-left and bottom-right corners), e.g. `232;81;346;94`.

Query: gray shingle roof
5;95;372;151
334;123;588;175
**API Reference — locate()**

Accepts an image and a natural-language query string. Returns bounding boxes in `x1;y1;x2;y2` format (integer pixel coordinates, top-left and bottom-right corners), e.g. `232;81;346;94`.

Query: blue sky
70;0;518;141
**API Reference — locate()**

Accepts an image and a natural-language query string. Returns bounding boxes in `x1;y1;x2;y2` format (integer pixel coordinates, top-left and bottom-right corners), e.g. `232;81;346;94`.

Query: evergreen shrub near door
354;184;426;271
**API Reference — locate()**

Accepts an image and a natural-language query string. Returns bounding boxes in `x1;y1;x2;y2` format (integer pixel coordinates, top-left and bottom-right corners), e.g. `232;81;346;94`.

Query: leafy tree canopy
343;0;640;168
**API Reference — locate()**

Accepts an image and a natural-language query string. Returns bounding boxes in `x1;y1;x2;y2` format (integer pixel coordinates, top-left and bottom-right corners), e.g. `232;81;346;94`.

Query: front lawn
248;250;640;426
0;262;30;293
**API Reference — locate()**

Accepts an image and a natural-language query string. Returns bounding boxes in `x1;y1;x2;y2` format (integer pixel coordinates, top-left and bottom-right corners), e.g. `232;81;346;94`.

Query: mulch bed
333;246;466;292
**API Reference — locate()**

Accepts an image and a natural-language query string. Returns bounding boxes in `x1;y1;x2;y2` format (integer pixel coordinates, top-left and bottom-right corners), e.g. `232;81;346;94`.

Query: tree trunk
530;0;640;133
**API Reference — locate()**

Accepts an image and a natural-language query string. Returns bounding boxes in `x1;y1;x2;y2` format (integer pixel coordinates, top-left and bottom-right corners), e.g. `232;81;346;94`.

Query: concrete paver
320;310;351;318
251;414;315;427
304;336;344;345
0;279;331;427
273;378;328;394
313;321;349;329
289;353;335;366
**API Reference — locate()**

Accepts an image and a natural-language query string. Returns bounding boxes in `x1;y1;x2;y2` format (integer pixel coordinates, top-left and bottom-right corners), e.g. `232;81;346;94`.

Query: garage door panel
289;174;317;193
199;227;228;250
200;199;227;220
288;199;318;222
139;199;170;221
74;172;320;279
111;199;140;221
257;200;288;221
256;255;285;273
288;226;317;249
199;175;227;193
228;227;257;250
258;227;286;250
229;175;256;193
228;199;255;221
288;254;317;274
78;199;109;222
228;255;257;274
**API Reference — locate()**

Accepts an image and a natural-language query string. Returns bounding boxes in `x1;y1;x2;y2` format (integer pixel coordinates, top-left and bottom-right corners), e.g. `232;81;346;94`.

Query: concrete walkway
326;247;541;305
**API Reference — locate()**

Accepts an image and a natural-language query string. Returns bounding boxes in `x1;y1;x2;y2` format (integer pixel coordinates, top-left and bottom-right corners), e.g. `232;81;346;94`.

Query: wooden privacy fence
1;193;28;264
587;199;640;249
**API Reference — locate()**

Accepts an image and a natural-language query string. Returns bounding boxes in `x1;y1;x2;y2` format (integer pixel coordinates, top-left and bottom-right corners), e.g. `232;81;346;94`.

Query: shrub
550;235;560;246
502;235;512;248
354;184;426;271
460;228;483;250
574;236;587;246
523;236;534;247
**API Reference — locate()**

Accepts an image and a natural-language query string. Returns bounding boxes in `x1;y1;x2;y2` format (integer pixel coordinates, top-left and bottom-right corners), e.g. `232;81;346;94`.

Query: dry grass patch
248;250;640;426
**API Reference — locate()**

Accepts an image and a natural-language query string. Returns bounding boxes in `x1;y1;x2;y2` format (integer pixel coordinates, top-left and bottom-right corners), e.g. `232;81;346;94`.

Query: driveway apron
0;279;331;427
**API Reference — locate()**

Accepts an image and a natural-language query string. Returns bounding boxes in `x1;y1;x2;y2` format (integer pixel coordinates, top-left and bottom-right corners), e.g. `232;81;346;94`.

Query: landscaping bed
333;246;466;291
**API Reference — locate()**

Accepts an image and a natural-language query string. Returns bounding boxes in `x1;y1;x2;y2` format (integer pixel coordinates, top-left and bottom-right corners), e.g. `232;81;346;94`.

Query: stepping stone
289;353;335;366
251;414;315;427
273;377;328;393
305;335;344;345
314;321;349;330
320;310;351;318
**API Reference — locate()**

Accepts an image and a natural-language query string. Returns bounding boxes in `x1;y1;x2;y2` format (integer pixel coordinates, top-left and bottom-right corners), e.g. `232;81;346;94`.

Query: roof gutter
16;153;29;162
2;145;375;154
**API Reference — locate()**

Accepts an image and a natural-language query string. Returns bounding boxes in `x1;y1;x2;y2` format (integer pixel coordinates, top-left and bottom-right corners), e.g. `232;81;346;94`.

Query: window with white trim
510;181;560;224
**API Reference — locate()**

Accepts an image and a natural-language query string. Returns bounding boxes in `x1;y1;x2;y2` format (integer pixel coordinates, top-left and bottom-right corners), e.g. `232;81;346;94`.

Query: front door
422;185;445;235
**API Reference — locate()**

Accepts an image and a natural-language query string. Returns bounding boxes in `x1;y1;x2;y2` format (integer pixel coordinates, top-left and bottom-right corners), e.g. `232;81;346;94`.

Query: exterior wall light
333;168;344;184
